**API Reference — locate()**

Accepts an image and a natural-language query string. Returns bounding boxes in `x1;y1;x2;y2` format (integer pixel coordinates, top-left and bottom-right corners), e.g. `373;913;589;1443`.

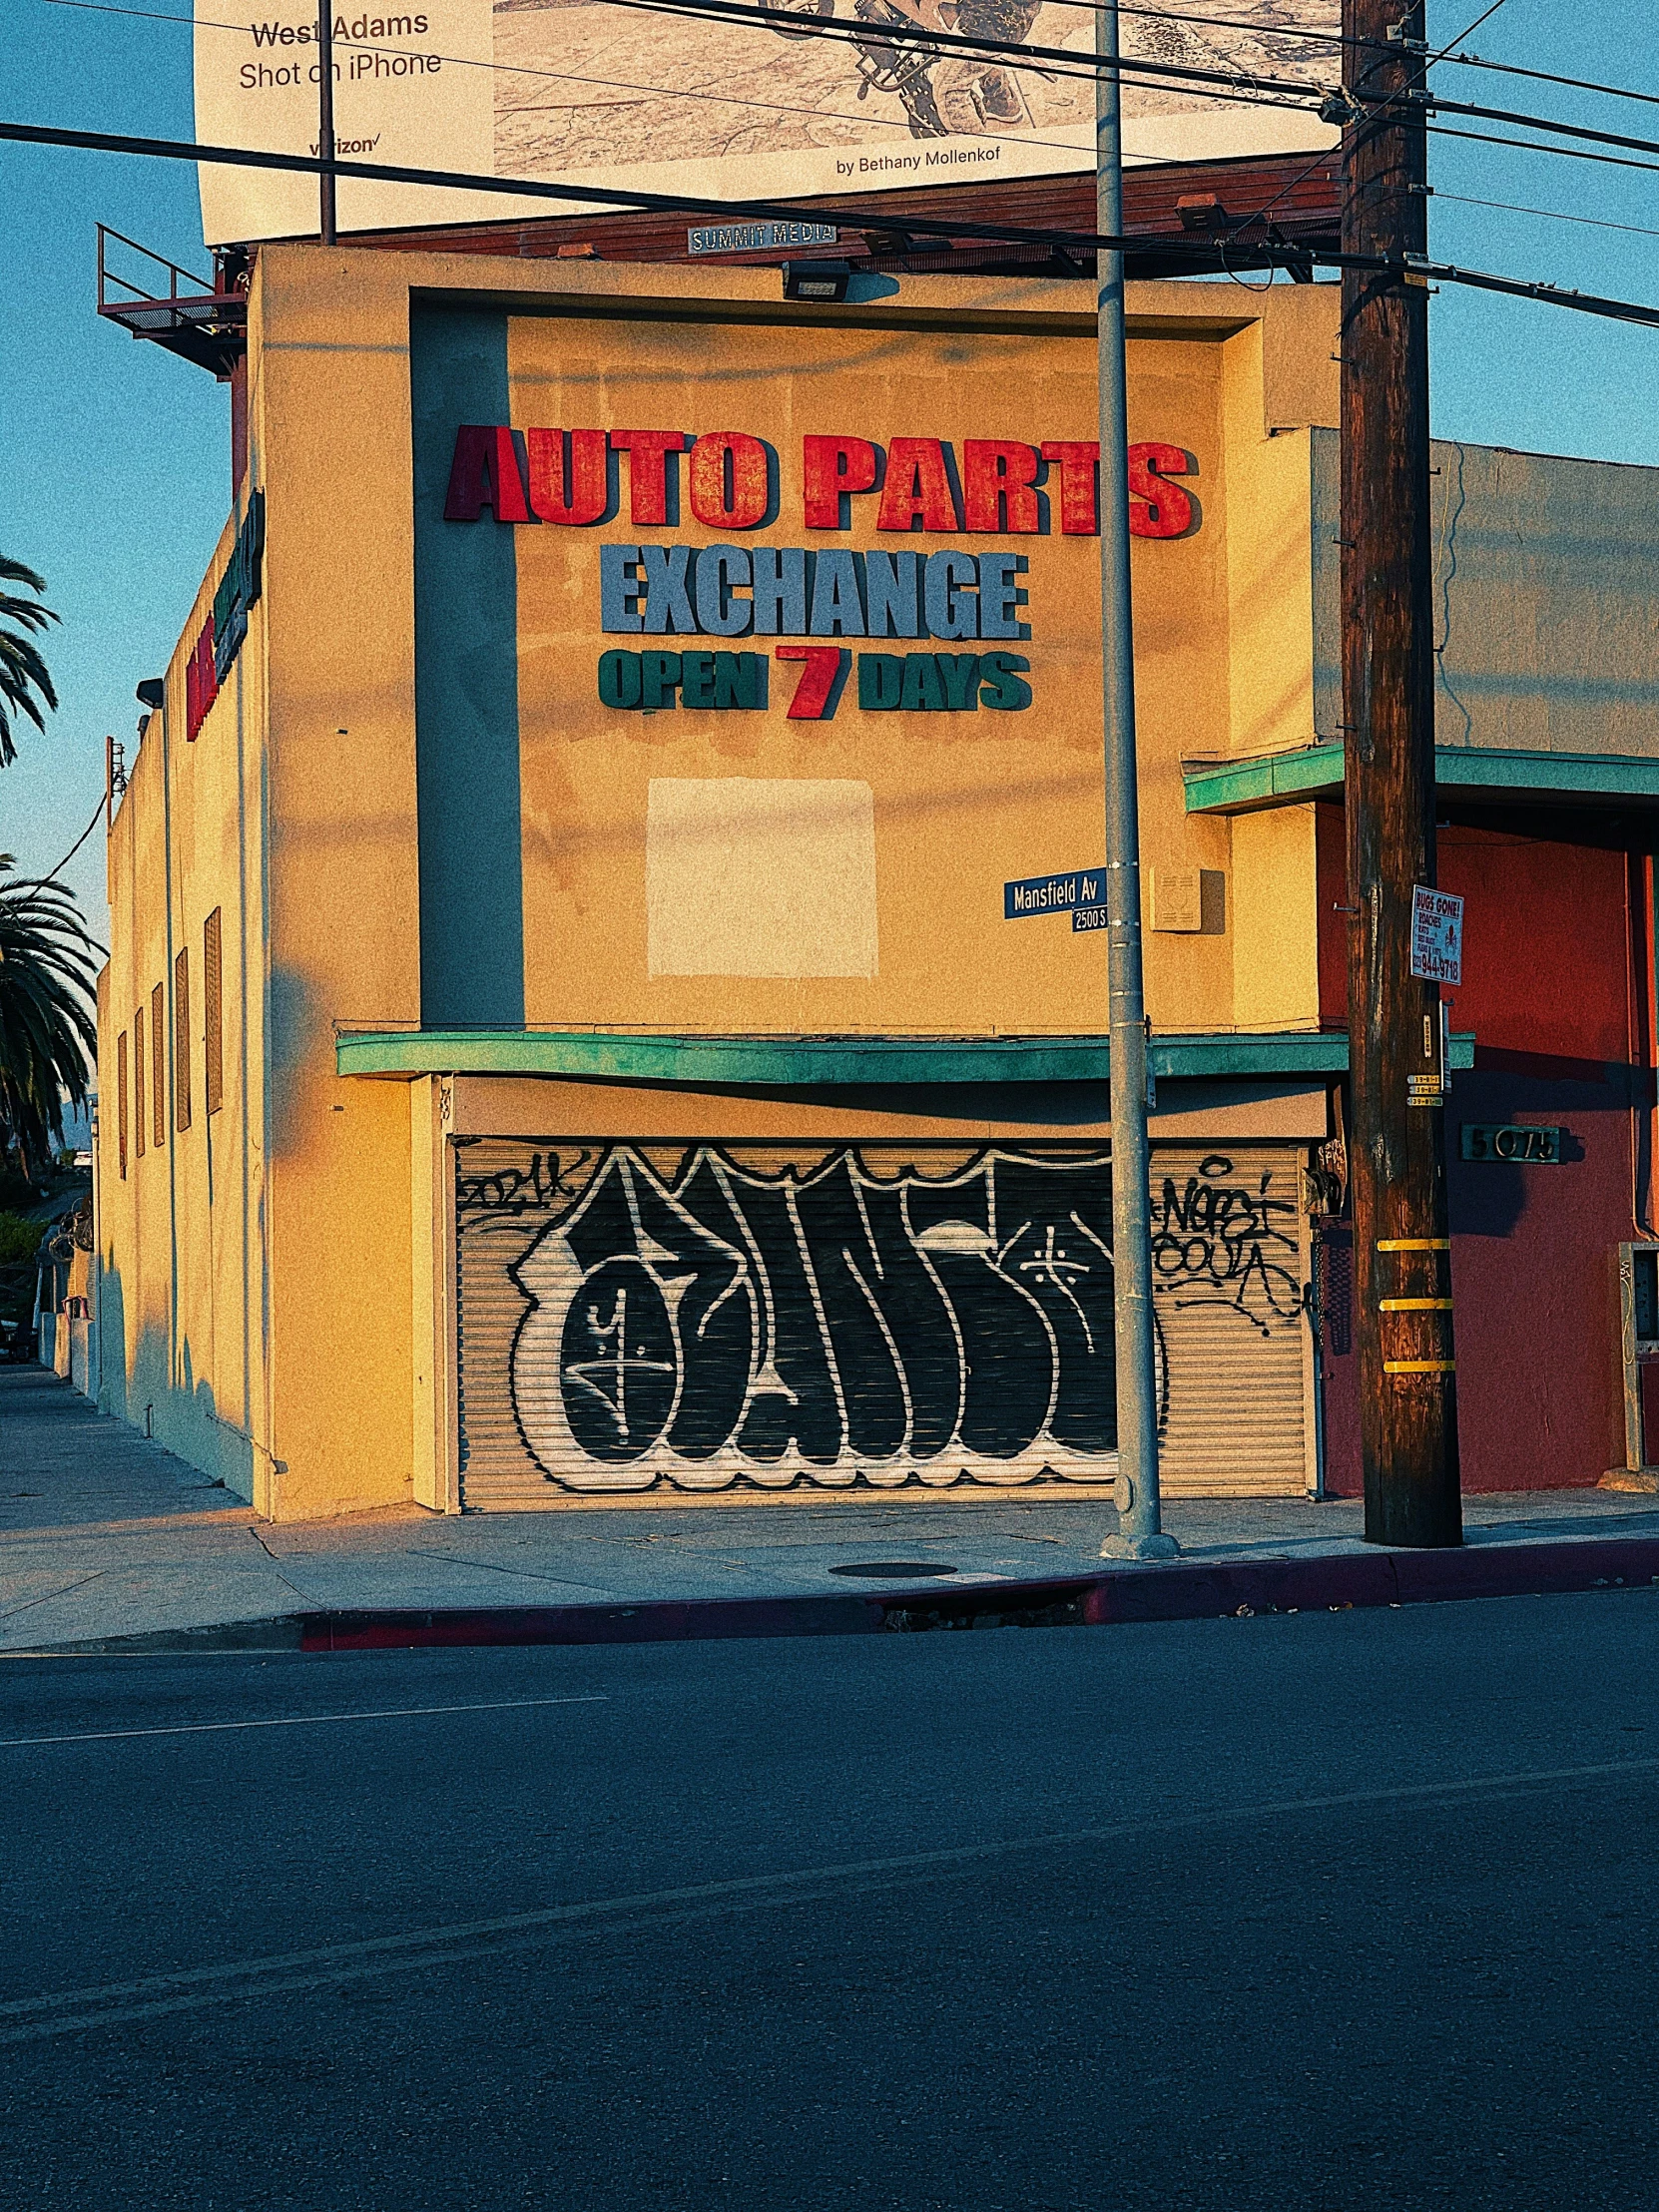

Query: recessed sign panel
411;304;1209;1037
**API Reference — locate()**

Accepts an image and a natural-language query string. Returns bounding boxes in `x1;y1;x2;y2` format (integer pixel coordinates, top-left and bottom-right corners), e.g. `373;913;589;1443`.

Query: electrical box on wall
1608;1244;1659;1488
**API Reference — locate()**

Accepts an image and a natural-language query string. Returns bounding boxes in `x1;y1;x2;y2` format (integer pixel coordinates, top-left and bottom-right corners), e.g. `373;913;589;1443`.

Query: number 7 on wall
775;645;846;721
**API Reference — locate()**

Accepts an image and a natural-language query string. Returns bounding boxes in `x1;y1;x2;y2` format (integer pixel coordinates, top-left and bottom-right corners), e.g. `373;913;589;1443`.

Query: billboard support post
317;2;336;245
1095;1;1176;1562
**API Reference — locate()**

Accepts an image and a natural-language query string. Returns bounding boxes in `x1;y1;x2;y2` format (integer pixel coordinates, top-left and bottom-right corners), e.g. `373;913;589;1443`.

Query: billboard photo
196;0;1338;246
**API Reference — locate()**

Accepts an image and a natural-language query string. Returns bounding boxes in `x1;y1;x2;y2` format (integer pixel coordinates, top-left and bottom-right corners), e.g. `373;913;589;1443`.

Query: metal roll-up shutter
453;1144;568;1510
453;1136;1312;1508
1149;1144;1314;1497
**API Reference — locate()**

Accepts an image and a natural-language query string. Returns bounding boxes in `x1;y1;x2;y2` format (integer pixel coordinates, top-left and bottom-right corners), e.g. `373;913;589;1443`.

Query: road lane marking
3;1747;1658;2043
0;1694;608;1750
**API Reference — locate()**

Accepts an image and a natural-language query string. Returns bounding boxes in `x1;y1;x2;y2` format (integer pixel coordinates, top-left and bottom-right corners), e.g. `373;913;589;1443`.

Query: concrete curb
11;1532;1659;1657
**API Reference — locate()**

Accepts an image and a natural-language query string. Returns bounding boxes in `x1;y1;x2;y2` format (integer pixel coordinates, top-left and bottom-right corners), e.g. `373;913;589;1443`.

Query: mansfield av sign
1003;867;1105;920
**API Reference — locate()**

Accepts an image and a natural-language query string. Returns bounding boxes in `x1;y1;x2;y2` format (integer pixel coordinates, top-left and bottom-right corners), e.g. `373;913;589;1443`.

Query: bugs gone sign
1410;885;1463;988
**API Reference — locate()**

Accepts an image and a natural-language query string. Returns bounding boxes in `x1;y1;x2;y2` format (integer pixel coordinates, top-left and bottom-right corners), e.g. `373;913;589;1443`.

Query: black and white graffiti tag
503;1146;1140;1493
1150;1153;1305;1338
456;1148;595;1223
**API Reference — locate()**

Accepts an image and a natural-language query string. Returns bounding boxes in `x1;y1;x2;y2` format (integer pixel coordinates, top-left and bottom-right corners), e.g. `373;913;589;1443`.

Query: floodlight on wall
782;262;852;302
136;679;166;709
1176;194;1226;233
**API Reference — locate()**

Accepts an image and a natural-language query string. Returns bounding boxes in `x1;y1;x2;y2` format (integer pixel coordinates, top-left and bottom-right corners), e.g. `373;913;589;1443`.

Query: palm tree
0;859;98;1180
0;556;60;769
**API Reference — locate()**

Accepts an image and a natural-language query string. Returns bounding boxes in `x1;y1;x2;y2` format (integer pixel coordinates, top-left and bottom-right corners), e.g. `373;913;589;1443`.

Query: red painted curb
294;1535;1659;1652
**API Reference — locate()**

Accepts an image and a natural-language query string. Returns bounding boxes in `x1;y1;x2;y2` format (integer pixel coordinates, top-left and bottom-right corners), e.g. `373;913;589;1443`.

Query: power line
1423;87;1659;166
0;115;1247;259
1344;0;1496;106
1425;122;1659;181
1438;45;1659;115
8;114;1659;332
1211;0;1474;290
1428;189;1659;246
1212;27;1409;275
1401;252;1659;330
37;797;107;886
1419;0;1507;76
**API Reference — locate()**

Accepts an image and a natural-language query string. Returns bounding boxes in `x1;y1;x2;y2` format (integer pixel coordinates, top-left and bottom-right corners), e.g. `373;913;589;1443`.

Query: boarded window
117;1030;129;1178
134;1010;146;1160
151;983;165;1150
175;947;191;1133
204;908;224;1116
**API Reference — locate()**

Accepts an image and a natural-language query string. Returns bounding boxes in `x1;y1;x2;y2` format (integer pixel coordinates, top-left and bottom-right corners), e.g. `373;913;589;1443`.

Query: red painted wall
1317;827;1649;1494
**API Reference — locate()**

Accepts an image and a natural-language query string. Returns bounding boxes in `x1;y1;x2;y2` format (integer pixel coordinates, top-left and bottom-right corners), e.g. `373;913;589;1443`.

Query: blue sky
1;0;1657;936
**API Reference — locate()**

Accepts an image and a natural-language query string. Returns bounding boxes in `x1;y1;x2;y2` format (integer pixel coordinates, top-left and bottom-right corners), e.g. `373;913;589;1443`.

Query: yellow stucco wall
250;247;424;1518
97;503;272;1502
96;251;1337;1518
1231;806;1323;1033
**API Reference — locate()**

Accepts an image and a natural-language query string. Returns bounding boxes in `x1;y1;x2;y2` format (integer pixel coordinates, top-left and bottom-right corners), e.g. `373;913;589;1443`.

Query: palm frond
0;555;60;771
0;857;98;1176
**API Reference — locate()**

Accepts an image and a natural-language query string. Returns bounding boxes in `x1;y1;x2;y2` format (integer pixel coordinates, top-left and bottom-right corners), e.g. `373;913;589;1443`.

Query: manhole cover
829;1561;958;1579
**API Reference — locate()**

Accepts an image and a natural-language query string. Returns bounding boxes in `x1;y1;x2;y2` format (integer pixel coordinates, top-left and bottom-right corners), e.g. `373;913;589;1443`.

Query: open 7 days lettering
595;648;1031;719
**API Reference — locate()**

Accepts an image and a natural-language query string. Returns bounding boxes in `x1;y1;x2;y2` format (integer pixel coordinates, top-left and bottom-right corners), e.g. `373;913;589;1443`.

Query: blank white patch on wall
646;778;878;979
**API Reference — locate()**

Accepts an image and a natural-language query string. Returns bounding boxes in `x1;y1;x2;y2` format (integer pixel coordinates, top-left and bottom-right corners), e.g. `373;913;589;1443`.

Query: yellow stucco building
96;248;1363;1519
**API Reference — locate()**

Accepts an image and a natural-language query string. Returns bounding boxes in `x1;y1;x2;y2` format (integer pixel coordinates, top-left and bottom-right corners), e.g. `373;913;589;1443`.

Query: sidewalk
5;1368;1659;1653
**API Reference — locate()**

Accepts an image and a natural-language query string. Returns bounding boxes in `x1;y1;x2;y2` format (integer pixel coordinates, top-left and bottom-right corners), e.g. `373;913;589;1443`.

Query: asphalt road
3;1593;1658;2210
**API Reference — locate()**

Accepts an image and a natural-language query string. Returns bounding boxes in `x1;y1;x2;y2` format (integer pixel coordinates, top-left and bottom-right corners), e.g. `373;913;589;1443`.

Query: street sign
1004;866;1106;920
1410;884;1463;985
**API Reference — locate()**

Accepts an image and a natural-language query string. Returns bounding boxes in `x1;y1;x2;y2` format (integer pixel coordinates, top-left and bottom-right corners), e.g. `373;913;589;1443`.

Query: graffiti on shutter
454;1140;1310;1505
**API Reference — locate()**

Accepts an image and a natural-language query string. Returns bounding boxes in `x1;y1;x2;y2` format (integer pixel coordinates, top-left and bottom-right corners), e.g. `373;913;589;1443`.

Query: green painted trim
1184;742;1659;816
1433;747;1659;801
1181;744;1345;814
335;1028;1476;1083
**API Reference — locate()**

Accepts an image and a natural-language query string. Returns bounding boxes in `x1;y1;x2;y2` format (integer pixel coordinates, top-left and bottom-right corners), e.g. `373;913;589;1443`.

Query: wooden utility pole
1341;0;1462;1547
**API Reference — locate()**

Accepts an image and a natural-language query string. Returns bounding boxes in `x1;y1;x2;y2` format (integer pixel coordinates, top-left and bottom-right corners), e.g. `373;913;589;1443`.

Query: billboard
196;0;1339;248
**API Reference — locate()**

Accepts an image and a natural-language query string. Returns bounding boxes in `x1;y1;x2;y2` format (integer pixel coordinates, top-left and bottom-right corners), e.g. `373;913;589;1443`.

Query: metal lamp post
1095;0;1176;1562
